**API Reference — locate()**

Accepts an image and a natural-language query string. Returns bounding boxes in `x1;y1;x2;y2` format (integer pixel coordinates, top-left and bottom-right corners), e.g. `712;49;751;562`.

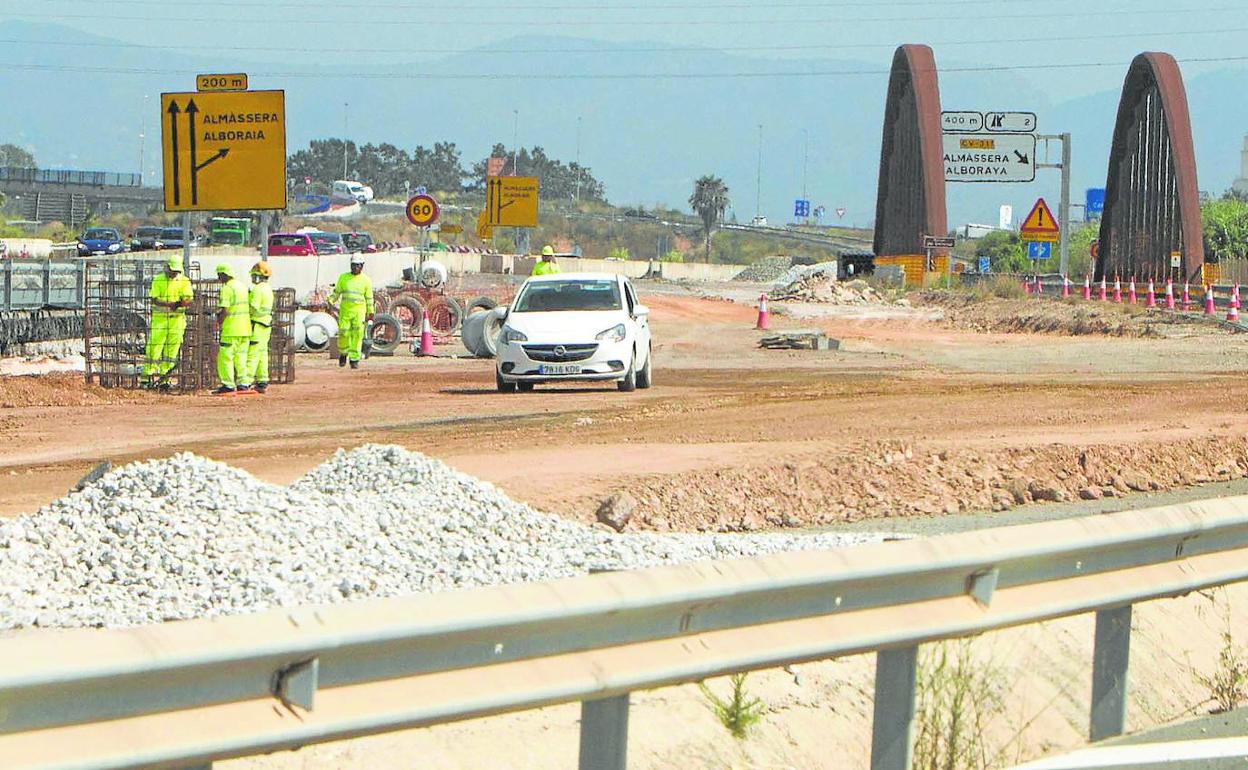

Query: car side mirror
633;303;650;317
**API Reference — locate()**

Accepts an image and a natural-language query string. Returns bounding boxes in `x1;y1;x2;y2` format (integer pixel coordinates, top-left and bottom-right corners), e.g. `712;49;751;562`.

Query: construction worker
213;263;251;394
532;245;561;276
329;254;373;368
142;255;193;391
244;262;274;393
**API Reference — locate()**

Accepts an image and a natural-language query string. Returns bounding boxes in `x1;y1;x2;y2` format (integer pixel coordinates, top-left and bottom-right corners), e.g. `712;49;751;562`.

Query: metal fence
0;167;142;188
0;496;1246;769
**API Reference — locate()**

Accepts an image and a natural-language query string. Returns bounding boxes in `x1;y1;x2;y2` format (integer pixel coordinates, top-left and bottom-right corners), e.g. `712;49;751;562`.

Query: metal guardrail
0;167;142;188
1;497;1247;769
0;259;84;311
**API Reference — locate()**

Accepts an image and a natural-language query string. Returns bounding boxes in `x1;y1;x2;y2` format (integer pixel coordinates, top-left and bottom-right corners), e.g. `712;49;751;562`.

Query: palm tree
689;175;729;260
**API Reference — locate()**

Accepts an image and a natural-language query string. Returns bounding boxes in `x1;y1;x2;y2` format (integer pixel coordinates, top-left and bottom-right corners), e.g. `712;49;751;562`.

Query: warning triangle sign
1020;198;1059;234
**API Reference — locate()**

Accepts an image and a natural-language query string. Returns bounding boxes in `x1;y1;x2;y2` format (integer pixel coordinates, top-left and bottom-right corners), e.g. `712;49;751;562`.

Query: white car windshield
514;279;622;312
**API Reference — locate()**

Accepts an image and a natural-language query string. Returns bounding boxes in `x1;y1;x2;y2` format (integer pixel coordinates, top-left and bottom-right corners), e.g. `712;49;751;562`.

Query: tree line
286;139;605;202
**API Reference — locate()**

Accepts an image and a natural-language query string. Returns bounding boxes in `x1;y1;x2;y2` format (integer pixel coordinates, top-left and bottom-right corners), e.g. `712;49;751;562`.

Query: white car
495;272;653;393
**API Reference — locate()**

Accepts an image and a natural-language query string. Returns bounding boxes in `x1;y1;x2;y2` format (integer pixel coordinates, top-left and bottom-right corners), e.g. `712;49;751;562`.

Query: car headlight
500;326;528;344
76;243;88;252
107;243;121;252
595;323;626;343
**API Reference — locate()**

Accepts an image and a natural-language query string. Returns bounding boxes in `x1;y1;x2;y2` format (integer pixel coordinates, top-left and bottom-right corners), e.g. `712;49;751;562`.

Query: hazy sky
5;0;1246;100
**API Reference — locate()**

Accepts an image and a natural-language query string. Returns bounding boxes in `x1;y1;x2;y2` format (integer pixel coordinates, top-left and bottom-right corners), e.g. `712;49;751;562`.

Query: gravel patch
0;445;883;630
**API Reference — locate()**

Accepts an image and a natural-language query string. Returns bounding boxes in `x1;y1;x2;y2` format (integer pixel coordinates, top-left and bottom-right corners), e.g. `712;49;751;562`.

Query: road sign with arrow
942;132;1036;183
485;176;539;227
160;89;286;211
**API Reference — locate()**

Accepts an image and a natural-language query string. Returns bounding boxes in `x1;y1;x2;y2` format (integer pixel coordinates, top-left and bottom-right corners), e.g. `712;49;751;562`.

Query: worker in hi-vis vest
213;263;251;395
329;254;373;368
532;245;561;275
243;261;274;393
143;255;193;391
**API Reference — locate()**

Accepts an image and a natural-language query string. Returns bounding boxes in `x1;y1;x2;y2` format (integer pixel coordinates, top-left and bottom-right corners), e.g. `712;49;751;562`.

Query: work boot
237;384;253;393
212;385;235;395
349;360;360;369
255;383;268;394
157;383;172;393
339;354;347;367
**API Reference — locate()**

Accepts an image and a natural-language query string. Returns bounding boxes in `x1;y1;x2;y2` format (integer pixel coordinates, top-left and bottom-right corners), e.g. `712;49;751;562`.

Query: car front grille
522;343;598;362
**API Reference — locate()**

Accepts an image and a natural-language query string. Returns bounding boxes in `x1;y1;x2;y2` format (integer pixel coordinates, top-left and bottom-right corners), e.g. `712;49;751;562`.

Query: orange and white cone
1083;275;1092;301
1230;285;1242;323
1099;276;1108;301
1205;285;1216;316
418;314;436;355
1145;278;1157;308
1181;282;1191;312
1128;278;1138;304
756;293;770;330
1164;279;1175;310
1113;277;1122;303
1061;275;1070;299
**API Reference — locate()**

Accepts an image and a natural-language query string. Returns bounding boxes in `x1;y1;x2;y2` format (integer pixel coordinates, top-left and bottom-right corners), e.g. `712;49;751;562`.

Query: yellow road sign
440;223;464;234
161;90;286;211
1020;231;1059;243
196;73;248;92
485;176;539;227
476;210;493;240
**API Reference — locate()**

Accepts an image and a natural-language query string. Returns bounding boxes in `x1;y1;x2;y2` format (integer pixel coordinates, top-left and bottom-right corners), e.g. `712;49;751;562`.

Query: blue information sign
1086;188;1106;219
977;256;991;274
794;199;810;218
1027;241;1053;260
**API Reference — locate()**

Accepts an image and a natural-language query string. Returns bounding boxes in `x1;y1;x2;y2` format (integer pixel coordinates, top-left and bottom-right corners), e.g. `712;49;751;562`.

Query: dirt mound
915;290;1227;338
0;374;143;408
771;276;890;305
578;435;1248;532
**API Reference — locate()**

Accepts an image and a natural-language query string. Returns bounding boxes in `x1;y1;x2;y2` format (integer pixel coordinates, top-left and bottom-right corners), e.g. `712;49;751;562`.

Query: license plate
540;364;583;375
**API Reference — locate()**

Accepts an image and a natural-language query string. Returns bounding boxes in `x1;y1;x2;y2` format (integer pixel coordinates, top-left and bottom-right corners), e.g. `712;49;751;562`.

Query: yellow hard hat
215;262;234;277
250;261;272;278
166;255;182;272
541;245;554;257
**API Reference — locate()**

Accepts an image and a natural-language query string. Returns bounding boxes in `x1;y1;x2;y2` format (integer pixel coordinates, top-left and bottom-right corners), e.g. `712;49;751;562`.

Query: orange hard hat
250;261;272;278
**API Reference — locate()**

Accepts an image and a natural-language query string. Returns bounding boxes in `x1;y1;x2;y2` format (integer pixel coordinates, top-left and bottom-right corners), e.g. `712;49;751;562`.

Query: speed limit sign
405;193;440;227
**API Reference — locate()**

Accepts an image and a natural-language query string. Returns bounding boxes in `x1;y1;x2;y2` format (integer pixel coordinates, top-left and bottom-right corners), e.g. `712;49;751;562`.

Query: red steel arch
1096;52;1204;282
873;44;948;257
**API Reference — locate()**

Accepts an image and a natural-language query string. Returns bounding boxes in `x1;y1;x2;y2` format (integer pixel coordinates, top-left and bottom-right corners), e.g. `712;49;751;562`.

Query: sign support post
1037;133;1072;275
181;212;192;275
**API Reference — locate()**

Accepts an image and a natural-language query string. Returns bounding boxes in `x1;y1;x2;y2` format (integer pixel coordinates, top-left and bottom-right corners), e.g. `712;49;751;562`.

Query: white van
331;180;374;204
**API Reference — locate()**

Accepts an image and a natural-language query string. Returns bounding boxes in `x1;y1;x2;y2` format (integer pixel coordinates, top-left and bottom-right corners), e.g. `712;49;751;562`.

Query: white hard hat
350;254;365;265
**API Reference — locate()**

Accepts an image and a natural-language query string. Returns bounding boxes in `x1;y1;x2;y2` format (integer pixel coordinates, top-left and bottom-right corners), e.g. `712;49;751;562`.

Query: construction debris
733;256;794;282
770;276;889;305
759;330;840;351
0;445;884;630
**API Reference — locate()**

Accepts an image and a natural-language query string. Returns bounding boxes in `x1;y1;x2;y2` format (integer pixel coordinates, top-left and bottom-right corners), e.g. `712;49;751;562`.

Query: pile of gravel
733;255;794;282
768;261;840;290
0;445;881;630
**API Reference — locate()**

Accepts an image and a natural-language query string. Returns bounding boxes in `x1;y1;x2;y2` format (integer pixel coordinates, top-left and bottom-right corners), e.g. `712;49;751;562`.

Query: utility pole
801;127;809;201
575;115;582;203
342;102;349;179
512;109;519;175
755;123;763;220
1037;133;1073;275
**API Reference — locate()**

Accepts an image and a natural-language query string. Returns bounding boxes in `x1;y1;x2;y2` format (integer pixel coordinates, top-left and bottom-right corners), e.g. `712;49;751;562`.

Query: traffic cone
1099;276;1108;301
1061;275;1070;299
1128;278;1138;304
1165;279;1175;310
756;293;770;330
418;314;436;355
1205;285;1216;316
1083;275;1092;301
1113;277;1122;303
1231;285;1242;323
1182;282;1191;312
1035;275;1044;295
1145;278;1156;308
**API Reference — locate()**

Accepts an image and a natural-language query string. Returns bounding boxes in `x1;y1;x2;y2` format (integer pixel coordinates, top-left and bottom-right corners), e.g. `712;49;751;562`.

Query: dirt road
4;284;1248;533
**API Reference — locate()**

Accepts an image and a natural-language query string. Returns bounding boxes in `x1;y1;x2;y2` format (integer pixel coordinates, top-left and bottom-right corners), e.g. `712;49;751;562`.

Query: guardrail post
578;694;629;770
41;258;51;307
2;260;11;312
870;645;918;770
1090;604;1132;741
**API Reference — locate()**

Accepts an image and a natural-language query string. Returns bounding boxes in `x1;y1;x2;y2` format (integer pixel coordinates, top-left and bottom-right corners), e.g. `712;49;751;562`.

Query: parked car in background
495;273;653;393
308;231;345;255
267;233;315;257
209;217;252;246
158;227;186;250
77;227;126;256
342;231;377;253
130;226;163;251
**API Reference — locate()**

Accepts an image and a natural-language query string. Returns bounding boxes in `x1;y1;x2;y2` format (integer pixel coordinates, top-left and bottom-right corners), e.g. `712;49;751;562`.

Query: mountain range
1;20;1244;229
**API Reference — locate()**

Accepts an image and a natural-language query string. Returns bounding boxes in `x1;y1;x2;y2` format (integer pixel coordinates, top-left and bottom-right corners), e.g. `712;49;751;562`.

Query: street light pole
512;109;519;175
342;102;349;178
801;128;809;201
755;123;763;221
575;115;582;203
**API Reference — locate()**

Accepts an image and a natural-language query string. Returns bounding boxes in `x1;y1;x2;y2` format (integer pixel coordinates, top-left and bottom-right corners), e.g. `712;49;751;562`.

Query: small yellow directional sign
196;73;248;92
485;176;539;227
160;90;286;212
440;223;464;235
